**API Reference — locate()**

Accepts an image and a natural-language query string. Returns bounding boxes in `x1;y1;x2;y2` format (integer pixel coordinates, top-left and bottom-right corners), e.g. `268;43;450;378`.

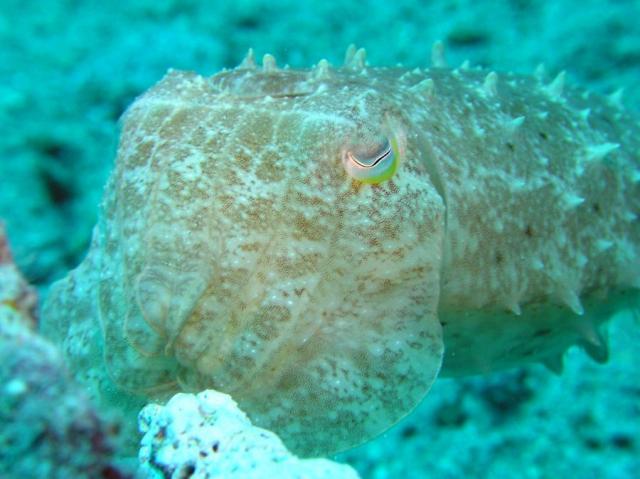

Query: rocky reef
0;223;132;479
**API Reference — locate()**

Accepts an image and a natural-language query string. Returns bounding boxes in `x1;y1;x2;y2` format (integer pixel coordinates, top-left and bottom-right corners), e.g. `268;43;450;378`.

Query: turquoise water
1;1;638;477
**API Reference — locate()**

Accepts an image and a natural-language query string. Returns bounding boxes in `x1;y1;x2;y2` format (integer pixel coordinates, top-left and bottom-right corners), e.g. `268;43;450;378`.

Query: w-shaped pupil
349;138;392;168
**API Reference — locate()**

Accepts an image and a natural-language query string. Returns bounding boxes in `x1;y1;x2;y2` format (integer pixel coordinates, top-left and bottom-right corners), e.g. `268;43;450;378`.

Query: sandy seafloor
1;0;639;477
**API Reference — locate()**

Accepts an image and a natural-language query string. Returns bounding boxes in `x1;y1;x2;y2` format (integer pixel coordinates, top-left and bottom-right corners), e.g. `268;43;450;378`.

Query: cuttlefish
42;45;640;456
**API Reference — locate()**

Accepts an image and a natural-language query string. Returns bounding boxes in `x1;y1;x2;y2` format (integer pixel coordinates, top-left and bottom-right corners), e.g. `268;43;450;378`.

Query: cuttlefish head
98;51;446;455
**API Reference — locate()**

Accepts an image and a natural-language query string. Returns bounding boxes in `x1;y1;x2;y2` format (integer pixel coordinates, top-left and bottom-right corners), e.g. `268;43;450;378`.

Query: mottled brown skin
43;53;640;457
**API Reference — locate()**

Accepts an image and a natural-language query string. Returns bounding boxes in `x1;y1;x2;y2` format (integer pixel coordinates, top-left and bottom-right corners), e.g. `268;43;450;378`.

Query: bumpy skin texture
43;51;640;456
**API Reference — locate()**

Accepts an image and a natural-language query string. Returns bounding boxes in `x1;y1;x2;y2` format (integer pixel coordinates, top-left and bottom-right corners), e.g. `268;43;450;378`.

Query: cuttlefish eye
343;135;399;184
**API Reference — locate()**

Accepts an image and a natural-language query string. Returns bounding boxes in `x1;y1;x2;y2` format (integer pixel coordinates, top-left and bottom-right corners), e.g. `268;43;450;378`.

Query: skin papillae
42;47;640;457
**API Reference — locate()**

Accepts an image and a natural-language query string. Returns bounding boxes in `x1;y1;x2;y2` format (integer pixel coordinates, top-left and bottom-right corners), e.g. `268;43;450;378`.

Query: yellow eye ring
343;135;399;184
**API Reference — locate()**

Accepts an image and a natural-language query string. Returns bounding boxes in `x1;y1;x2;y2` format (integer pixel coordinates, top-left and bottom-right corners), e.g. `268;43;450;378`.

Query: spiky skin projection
42;48;640;456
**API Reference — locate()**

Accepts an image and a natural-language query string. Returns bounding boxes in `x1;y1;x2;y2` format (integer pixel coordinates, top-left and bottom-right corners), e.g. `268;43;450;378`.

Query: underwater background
0;0;639;477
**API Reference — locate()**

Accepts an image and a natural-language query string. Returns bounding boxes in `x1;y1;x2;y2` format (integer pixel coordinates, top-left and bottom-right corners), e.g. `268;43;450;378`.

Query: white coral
138;390;360;479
